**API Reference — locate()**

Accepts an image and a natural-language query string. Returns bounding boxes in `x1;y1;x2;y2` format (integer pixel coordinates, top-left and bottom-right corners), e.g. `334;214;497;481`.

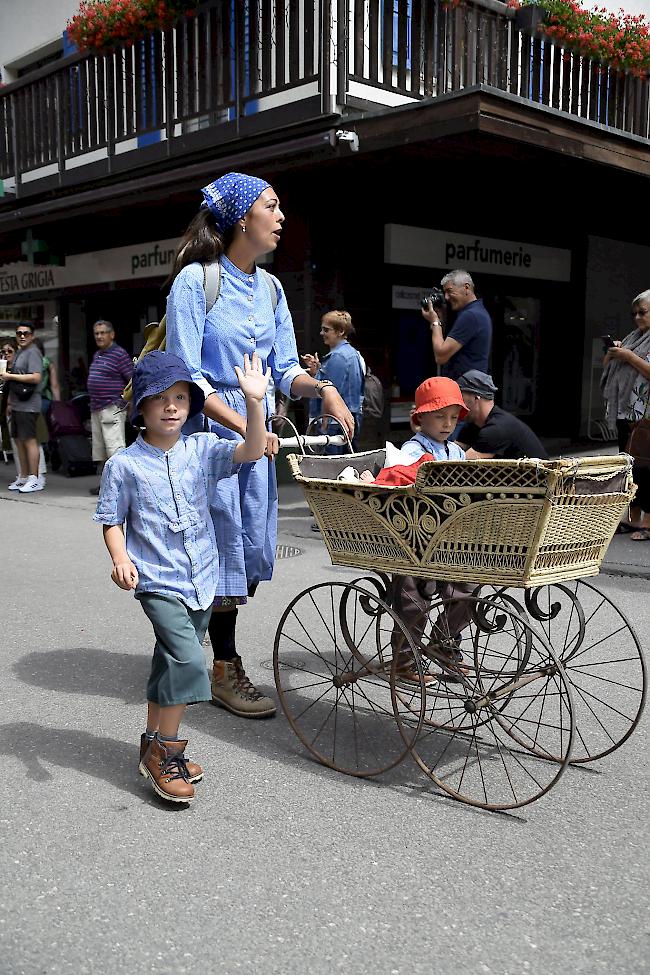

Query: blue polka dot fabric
200;172;271;232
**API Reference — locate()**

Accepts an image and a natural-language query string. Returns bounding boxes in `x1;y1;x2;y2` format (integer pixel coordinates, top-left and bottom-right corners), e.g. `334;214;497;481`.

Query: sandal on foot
630;529;650;541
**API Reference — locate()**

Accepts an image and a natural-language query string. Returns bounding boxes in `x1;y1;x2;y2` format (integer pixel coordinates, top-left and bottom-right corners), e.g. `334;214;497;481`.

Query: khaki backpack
123;262;278;402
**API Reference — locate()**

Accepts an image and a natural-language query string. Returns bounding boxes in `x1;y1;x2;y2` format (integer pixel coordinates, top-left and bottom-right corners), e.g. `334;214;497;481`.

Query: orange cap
412;376;468;424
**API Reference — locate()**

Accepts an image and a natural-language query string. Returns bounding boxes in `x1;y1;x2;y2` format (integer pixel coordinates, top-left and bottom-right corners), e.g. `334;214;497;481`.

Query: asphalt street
1;471;648;975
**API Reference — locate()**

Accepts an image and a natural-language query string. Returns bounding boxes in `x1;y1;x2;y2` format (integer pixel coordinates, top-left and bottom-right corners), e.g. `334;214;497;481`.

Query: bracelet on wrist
314;380;335;398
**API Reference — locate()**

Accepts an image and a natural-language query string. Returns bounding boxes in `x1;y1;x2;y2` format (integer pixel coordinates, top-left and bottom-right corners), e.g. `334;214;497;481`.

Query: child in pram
339;377;476;680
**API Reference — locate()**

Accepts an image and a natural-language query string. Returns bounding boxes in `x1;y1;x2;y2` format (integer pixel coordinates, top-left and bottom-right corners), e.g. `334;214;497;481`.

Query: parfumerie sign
0;238;179;298
385;225;571;281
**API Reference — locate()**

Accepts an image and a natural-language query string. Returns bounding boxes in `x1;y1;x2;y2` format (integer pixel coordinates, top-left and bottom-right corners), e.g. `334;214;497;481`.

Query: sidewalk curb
600;564;650;581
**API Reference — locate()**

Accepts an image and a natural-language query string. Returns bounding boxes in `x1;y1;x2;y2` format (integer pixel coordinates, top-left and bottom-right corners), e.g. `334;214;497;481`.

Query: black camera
420;287;446;310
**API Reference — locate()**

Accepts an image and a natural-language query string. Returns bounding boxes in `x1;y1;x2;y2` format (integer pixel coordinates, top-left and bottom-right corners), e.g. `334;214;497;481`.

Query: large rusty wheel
507;581;647;764
273;582;426;777
394;595;576;810
393;589;532;734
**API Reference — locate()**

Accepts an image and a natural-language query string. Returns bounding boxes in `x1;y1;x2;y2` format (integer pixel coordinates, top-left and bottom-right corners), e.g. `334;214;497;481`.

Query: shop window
501;296;540;416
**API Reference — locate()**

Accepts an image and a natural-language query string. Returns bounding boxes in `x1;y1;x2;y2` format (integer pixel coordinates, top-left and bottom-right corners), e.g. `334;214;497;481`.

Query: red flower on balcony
515;0;650;76
67;0;199;54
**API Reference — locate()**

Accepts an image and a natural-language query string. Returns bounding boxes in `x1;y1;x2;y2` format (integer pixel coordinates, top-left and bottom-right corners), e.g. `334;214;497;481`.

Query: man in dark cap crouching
456;370;548;460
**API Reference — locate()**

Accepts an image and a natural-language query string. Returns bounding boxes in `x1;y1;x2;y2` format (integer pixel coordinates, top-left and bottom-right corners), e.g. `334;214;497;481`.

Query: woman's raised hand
300;352;320;377
234;352;271;403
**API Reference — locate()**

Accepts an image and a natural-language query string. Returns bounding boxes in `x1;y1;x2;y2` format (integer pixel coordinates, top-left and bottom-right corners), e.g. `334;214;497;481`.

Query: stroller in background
47;397;96;477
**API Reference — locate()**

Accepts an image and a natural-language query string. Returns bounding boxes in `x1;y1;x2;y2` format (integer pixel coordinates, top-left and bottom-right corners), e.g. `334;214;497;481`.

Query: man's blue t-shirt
441;298;492;380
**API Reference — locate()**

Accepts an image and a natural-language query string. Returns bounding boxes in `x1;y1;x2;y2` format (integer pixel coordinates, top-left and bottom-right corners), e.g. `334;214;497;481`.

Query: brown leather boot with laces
211;655;276;718
139;737;195;803
138;734;203;783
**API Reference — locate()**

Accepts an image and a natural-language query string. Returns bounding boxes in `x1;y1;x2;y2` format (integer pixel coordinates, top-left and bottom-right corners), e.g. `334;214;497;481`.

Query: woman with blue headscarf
165;172;354;719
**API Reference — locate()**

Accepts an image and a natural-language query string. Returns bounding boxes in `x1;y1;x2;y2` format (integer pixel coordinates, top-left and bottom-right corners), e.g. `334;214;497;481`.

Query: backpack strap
259;267;279;314
203;261;276;314
202;262;221;313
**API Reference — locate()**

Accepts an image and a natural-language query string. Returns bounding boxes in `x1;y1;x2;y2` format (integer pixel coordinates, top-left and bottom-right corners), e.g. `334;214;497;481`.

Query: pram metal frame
272;444;646;810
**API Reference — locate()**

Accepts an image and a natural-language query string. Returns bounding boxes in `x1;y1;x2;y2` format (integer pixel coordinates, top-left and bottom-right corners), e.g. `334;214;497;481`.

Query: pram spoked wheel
273;582;426;777
394;594;576;810
496;581;647;764
395;589;533;734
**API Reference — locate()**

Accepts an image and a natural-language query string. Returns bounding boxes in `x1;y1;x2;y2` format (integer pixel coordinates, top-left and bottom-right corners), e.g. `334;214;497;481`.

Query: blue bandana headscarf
200;172;271;233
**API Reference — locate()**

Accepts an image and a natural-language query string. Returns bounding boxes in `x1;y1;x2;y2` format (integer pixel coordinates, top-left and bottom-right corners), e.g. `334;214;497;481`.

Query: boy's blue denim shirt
401;432;466;462
309;340;364;417
93;433;240;611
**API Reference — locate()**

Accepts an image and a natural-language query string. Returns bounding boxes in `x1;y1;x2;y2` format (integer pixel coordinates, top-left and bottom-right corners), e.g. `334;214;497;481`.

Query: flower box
514;4;546;35
509;0;650;76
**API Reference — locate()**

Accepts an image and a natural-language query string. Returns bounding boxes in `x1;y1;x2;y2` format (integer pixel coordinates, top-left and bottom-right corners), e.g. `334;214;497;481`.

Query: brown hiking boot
394;651;438;686
420;637;470;676
139;737;195;804
139;734;203;783
211;656;277;718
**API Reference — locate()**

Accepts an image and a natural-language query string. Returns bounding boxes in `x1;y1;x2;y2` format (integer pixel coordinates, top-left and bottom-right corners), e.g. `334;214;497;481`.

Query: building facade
1;0;649;437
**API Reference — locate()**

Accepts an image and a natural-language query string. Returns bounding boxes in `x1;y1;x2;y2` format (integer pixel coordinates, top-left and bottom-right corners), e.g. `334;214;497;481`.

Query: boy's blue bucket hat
131;350;205;428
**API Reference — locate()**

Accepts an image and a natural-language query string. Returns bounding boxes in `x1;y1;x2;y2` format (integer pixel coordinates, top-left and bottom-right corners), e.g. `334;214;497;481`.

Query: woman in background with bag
301;309;365;451
2;323;44;493
602;289;650;540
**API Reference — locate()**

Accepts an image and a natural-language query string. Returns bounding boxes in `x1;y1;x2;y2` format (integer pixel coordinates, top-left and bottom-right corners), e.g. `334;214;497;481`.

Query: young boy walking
94;350;269;803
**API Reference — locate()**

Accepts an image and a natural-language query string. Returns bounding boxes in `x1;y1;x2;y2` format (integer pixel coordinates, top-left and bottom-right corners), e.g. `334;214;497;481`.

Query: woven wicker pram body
289;452;635;587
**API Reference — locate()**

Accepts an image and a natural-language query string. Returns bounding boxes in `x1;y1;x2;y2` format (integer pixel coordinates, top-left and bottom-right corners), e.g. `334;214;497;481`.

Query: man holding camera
421;269;492;381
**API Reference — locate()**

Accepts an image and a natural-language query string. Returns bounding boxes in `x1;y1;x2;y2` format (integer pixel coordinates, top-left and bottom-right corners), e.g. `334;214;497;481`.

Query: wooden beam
347;87;650;174
475;91;650;175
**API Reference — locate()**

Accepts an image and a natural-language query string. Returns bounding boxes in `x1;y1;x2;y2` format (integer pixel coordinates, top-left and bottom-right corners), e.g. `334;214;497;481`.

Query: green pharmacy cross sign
21;230;61;266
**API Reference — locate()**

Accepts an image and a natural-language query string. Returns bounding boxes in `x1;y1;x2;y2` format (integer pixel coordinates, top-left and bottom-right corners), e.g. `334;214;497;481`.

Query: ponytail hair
322;309;354;338
165;208;233;287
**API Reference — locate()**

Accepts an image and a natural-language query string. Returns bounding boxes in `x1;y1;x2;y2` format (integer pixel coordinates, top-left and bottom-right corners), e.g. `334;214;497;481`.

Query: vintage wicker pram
273;449;646;811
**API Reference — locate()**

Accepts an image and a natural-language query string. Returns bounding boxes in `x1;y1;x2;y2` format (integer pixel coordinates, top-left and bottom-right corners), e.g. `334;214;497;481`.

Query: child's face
419;405;461;442
140;381;191;439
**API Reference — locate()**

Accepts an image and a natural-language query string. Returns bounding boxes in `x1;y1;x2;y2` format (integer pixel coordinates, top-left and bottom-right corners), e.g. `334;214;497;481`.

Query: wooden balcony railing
1;0;648;193
345;0;650;131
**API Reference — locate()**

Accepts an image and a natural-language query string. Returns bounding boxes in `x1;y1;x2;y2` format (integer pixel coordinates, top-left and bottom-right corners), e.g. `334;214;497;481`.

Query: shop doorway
59;287;164;397
491;295;541;417
391;288;544;427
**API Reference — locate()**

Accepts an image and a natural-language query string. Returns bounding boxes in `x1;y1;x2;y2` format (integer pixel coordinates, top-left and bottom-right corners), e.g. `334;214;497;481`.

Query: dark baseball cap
457;370;498;400
131;350;205;427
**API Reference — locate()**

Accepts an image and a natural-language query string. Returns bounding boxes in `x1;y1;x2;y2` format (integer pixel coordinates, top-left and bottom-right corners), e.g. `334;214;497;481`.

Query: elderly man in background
87;319;133;496
456;369;548;460
421;269;492;380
